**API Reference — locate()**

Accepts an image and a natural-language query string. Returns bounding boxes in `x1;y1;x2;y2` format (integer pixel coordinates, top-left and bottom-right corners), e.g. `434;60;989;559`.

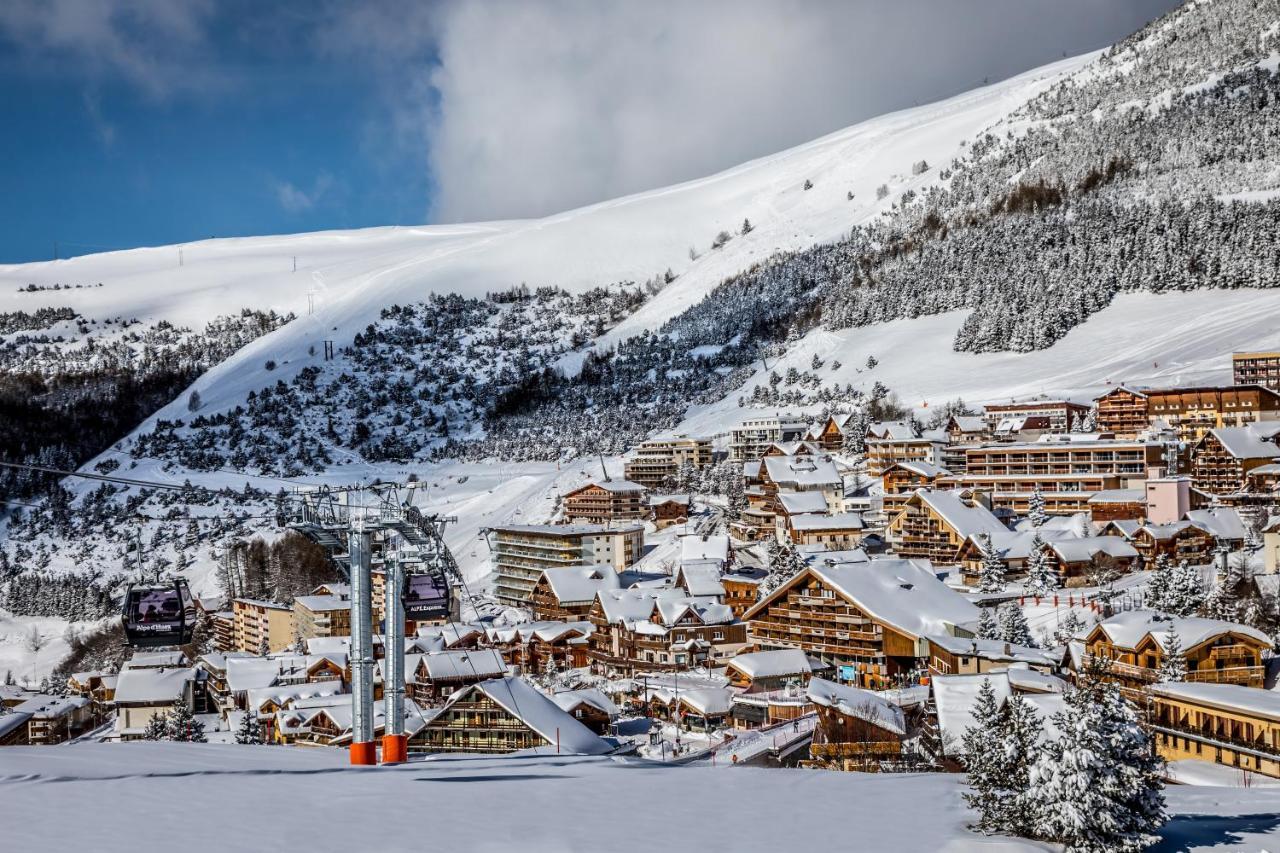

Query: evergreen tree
235;710;263;745
1023;534;1057;597
1157;627;1186;683
166;693;206;743
1144;554;1172;610
977;607;998;640
961;677;1005;834
143;711;169;741
998;603;1037;648
1163;560;1205;618
1027;488;1048;529
977;533;1007;593
1000;692;1044;838
1029;674;1165;852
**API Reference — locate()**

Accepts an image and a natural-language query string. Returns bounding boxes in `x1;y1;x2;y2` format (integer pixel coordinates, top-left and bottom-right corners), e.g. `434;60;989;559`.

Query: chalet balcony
1088;656;1263;687
809;741;900;758
1152;722;1279;760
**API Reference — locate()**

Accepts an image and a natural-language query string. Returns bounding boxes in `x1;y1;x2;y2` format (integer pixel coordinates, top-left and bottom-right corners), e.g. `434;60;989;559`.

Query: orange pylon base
381;734;408;764
350;741;378;766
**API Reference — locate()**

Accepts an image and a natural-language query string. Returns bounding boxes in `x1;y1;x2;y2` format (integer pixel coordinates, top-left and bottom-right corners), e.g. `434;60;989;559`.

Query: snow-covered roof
1092;610;1271;651
1136;521;1201;541
806;678;906;735
676;688;734;716
886;460;951;479
961;528;1078;561
789;512;864;532
654;597;734;627
948;415;986;433
776;559;978;641
414;622;484;648
1203;423;1280;459
1044;535;1138;563
726;649;816;680
293;594;349;612
680;534;729;564
650;493;692;506
1185;507;1249;541
443;677;609;755
913;489;1006;539
1002;667;1067;695
124;650;189;670
800;547;869;567
924;634;1058;668
1148;682;1280;722
13;694;90;718
419;649;508;681
484;620;593;645
550;688;620;717
540;564;621;605
569;479;646;495
677;563;726;598
0;711;31;739
776;491;830;516
245;681;343;713
1087;488;1144;504
113;667;195;705
226;656;298;693
762;455;842;489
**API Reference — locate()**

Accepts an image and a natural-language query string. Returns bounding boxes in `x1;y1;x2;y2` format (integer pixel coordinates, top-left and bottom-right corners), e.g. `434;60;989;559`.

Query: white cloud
274;173;334;214
419;0;1180;222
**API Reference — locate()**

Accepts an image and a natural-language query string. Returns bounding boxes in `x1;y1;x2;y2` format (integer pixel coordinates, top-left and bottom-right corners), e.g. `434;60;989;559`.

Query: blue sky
0;1;1180;264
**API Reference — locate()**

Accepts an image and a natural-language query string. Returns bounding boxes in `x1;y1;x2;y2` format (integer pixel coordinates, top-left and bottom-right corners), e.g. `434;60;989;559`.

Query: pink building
1145;477;1192;525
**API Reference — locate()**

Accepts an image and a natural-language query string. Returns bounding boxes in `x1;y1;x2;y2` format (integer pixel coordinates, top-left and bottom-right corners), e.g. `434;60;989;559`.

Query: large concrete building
488;524;645;606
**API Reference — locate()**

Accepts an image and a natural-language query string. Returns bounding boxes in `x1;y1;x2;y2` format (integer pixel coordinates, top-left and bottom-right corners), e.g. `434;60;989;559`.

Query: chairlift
121;579;196;648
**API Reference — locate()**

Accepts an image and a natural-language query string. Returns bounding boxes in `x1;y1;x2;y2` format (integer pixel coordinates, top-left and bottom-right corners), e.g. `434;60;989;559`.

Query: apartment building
292;594;352;642
562;480;648;524
729;414;809;461
622;436;713;488
232;598;295;654
1232;350;1280;390
964;436;1164;482
488;523;645;606
982;399;1089;433
1096;384;1280;441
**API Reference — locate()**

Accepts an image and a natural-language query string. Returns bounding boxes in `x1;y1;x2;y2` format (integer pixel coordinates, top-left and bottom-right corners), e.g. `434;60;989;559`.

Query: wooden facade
1233;351;1280;391
562;481;648;524
1128;523;1216;570
1081;621;1269;699
623;436;712;488
1149;683;1280;779
412;691;547;754
1191;429;1279;496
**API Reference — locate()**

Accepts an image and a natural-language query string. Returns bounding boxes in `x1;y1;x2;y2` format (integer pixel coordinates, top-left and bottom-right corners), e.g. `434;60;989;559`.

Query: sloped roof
676;688;734;716
1185;507;1249;541
1088;488;1144;504
1203;423;1280;460
540;564;621;605
961;528;1079;561
1148;681;1280;722
447;677;609;755
568;479;646;495
550;688;620;717
677;563;726;598
776;491;830;516
925;634;1058;668
114;666;195;704
124;651;188;670
1045;535;1138;563
752;558;977;641
1093;610;1271;651
293;594;349;612
932;673;1013;754
680;534;729;564
420;649;508;681
1136;521;1201;541
790;512;864;532
763;456;842;489
650;494;692;506
806;678;906;735
726;649;815;680
800;547;869;568
886;460;951;479
654;597;734;627
913;489;1006;540
14;694;89;718
948;415;986;433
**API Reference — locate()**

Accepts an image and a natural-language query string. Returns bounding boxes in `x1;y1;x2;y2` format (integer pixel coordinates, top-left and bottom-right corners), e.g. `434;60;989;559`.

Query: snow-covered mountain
4;0;1280;681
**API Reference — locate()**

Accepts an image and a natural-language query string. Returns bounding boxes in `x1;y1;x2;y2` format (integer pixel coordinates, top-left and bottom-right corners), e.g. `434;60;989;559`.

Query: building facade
489;524;644;606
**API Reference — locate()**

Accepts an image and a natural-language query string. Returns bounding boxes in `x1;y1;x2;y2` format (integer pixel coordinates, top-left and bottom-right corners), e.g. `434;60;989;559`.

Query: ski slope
0;54;1090;421
3;743;1278;852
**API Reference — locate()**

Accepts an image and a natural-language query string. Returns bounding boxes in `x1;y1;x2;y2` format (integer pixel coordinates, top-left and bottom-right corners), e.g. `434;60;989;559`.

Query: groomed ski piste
2;743;1278;852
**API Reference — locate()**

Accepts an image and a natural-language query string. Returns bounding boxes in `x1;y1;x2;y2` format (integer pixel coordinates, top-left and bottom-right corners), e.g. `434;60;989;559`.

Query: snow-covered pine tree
961;677;1005;834
1000;691;1043;838
997;603;1037;648
143;711;170;741
166;693;206;743
977;533;1006;593
1144;554;1172;610
1023;534;1057;597
1027;488;1048;529
1157;627;1186;683
235;710;263;745
977;607;997;640
1028;669;1165;852
1164;560;1205;618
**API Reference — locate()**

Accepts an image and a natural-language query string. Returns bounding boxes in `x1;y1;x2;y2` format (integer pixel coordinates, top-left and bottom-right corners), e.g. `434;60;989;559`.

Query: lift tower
287;484;459;765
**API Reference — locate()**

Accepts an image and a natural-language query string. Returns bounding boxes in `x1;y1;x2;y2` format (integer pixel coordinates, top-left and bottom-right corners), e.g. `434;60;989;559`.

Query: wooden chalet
1040;536;1140;582
587;590;744;676
866;425;946;478
720;567;769;619
1149;682;1280;779
943;415;988;472
410;676;609;755
805;678;906;771
1097;384;1280;442
785;512;865;549
815;413;854;451
529;565;621;622
650;494;692;529
562;480;648;524
744;558;978;689
408;649;509;704
549;689;620;736
11;695;93;745
1087;488;1147;522
1080;612;1271;698
881;460;952;517
485;621;594;674
886;488;1005;564
925;634;1059;676
1101;520;1216;570
1191;423;1280;496
725;648;821;693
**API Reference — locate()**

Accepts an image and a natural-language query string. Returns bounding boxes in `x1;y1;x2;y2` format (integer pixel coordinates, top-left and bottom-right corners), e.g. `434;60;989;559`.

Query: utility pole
179;248;184;267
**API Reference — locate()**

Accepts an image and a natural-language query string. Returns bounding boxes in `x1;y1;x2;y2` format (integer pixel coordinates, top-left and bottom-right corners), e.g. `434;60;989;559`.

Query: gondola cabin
121;579;196;648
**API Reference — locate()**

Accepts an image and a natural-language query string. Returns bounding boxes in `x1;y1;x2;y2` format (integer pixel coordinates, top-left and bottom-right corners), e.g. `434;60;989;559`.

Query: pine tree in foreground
1000;692;1043;838
166;692;207;743
1027;488;1048;529
977;533;1007;593
961;677;1006;834
143;711;169;741
977;607;998;640
997;603;1037;648
1028;666;1166;852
